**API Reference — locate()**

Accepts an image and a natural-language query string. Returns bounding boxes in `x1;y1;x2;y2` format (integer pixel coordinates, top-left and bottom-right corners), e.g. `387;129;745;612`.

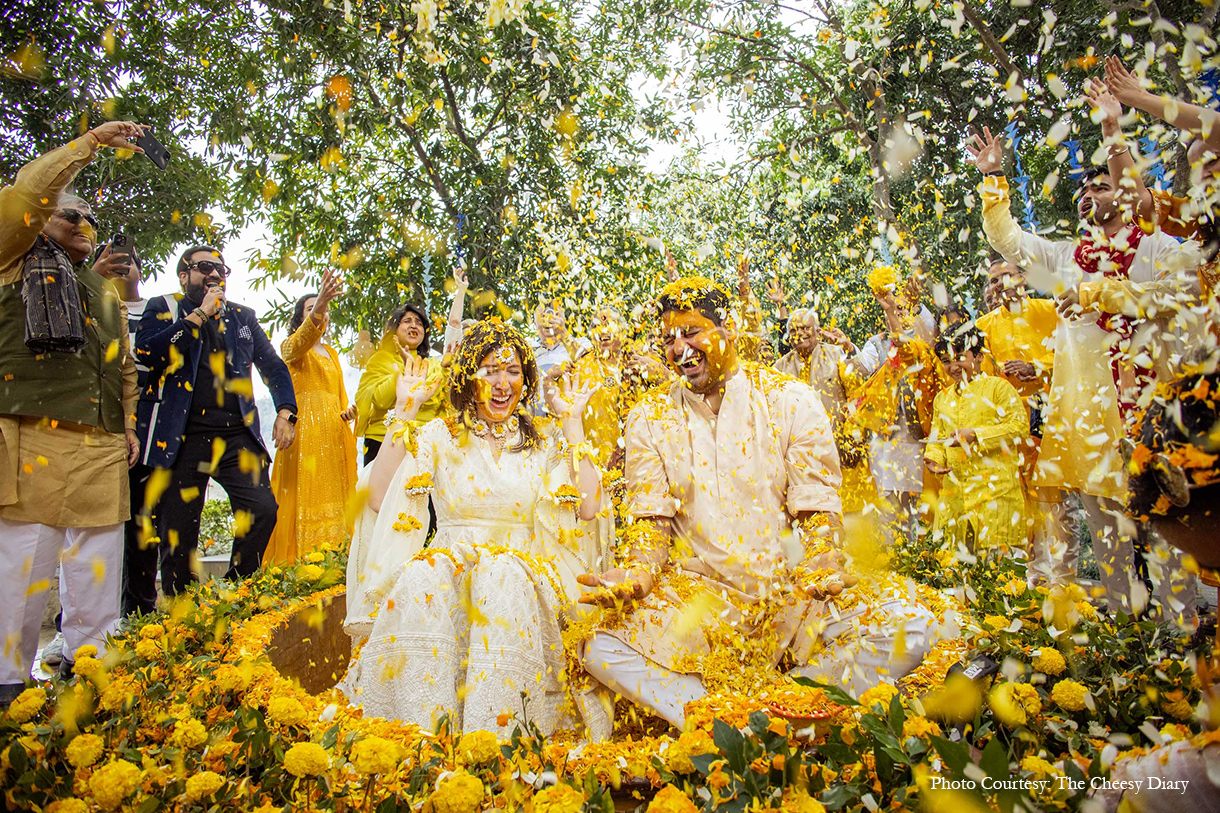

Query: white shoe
40;633;65;669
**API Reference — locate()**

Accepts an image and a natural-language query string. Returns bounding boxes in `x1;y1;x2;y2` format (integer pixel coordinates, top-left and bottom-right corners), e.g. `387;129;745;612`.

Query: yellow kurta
924;374;1029;551
977;299;1058;405
354;339;448;444
267;315;358;562
0;136;138;528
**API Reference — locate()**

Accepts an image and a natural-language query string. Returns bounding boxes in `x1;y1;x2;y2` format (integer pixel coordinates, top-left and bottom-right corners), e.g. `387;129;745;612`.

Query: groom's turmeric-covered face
661;309;737;394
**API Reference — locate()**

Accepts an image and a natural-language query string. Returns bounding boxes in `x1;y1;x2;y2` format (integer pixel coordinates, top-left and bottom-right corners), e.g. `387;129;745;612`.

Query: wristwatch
285;412;298;425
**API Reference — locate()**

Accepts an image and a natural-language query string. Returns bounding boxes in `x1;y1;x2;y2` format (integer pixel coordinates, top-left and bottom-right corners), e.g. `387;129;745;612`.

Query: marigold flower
138;623;165;639
647;785;699;813
429;770;484;813
297;564;324;582
183;770;225;802
1032;648;1067;676
858;683;899;709
73;656;104;679
88;760;141;810
780;787;827;813
456;730;500;765
530;782;584;813
1020;755;1059;776
304;551;326;563
989;682;1041;728
65;733;105;768
1050;679;1089;712
169;717;208;749
47;800;90;813
901;715;942;740
982;614;1009;632
214;663;250;693
74;644;99;660
495;712;511;727
707;765;730;790
351;736;402;776
664;729;716;774
267;696;309;727
134;639;161;660
99;679;132;713
1160;692;1194;720
6;687;46;722
284;742;330;777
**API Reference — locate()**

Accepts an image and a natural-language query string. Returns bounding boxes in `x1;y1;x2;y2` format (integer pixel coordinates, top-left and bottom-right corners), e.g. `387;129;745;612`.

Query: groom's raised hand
577;568;654;606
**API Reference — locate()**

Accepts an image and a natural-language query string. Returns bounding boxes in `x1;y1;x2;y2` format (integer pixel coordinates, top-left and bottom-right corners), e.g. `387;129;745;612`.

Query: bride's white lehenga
342;417;611;738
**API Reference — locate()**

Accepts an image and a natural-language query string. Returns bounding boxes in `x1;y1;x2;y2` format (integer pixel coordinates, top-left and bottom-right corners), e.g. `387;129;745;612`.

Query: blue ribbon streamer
1003;121;1039;230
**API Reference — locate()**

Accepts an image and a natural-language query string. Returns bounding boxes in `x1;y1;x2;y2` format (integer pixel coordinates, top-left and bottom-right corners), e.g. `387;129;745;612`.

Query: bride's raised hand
552;372;600;436
395;355;437;419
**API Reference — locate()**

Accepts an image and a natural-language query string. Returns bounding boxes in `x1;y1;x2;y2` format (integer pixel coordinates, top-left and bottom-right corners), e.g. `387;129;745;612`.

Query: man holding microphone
134;245;297;597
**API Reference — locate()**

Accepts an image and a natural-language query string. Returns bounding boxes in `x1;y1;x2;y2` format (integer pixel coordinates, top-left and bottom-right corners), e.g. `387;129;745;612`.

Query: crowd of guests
2;54;1218;724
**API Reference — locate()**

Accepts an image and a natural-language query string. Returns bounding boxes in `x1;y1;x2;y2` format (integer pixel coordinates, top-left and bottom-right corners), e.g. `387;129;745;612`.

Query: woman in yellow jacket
355;302;449;463
267;270;358;562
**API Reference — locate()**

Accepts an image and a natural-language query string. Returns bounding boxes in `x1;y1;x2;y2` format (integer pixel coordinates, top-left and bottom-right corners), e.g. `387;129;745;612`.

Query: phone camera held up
108;233;141;277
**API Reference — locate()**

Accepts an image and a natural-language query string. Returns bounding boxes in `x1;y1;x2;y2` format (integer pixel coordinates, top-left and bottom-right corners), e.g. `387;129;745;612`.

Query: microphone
206;280;226;317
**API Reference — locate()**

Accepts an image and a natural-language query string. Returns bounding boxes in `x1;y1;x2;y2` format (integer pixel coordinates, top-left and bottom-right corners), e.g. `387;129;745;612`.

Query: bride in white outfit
342;319;610;738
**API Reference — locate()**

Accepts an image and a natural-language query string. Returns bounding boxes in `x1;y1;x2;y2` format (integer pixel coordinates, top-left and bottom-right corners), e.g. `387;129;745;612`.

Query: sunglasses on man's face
188;260;231;278
56;209;99;229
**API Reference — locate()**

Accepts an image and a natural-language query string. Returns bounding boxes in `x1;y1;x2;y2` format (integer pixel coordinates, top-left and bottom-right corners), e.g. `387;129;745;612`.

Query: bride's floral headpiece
448;317;540;407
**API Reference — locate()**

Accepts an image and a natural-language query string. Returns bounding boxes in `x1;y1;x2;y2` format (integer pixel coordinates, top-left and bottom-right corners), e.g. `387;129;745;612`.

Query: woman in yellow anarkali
267;269;358;562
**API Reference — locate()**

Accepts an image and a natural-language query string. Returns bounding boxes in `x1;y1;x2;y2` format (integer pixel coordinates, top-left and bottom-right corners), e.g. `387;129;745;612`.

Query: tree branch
958;0;1022;83
438;66;486;167
404;127;460;219
473;94;511;145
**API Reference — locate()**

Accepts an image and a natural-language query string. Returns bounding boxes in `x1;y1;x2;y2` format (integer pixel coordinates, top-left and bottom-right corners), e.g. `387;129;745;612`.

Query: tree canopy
3;0;1217;340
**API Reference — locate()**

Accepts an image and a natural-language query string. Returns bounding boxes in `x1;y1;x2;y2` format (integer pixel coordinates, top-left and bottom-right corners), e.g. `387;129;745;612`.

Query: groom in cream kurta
580;278;939;729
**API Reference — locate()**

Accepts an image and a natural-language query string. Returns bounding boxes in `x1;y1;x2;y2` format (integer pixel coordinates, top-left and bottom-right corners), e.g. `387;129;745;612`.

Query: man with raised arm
969;123;1199;624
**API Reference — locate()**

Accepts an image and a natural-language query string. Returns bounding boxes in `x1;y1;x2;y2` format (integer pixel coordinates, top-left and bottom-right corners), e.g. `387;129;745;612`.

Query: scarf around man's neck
22;234;88;354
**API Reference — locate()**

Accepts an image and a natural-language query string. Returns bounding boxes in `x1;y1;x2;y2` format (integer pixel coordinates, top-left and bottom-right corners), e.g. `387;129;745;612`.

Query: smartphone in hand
109;233;138;276
134;130;170;170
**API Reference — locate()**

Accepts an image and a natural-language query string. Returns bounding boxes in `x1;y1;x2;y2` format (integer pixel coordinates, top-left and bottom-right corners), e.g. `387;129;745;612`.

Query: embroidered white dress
342;418;610;738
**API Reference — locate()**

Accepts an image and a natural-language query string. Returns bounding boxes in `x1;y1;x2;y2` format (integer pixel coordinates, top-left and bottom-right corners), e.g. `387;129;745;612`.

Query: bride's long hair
448;318;541;451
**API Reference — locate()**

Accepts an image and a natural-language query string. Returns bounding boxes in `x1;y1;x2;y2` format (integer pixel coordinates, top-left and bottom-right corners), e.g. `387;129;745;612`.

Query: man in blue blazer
135;245;297;596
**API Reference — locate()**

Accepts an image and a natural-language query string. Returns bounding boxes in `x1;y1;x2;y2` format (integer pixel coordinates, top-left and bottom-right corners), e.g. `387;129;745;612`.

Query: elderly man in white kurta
774;308;854;426
970;127;1200;623
577;278;939;730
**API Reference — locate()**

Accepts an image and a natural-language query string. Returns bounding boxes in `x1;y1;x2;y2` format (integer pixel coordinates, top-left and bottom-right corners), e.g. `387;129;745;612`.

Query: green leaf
888;692;907;737
136;795;163;813
748;710;771;739
9;742;28;774
712;718;747;775
929;735;970;776
979;736;1010;781
818;783;860;811
690;753;719;775
792;677;859;706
